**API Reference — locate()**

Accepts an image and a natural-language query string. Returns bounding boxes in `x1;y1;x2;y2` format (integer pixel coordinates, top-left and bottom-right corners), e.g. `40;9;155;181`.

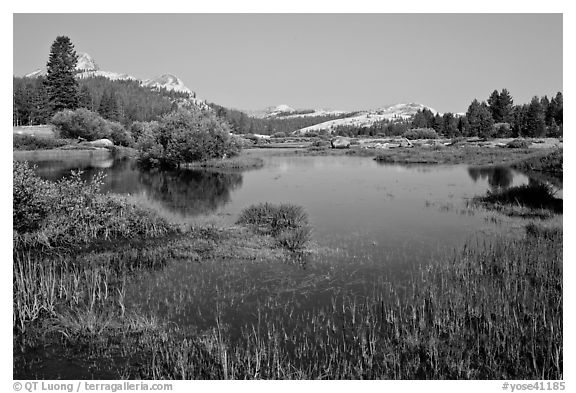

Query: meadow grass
510;149;563;174
13;134;69;150
374;146;549;166
15;224;561;380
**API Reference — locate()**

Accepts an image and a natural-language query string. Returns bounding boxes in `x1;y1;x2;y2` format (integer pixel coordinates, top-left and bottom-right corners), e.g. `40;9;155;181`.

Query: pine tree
98;90;120;121
540;96;550;125
525;96;546;137
487;90;501;122
499;89;514;124
44;36;79;114
466;99;494;138
442;113;459;138
411;110;428;128
512;104;528;137
432;113;443;133
457;116;469;136
78;85;93;110
552;92;563;126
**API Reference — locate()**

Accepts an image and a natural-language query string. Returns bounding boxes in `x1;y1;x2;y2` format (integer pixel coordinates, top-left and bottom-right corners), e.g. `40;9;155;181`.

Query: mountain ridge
293;103;438;135
24;52;207;109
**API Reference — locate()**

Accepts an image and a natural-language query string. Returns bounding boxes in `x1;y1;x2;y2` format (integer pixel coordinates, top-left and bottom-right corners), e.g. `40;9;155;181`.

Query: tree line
331;89;563;139
13;75;188;127
209;103;355;136
13;36;192;127
14;36;563;143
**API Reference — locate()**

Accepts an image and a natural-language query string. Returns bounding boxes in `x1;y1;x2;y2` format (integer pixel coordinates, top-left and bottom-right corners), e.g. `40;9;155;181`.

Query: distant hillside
23;52;208;109
15;52;210;126
210;103;354;135
294;103;437;135
249;104;353;120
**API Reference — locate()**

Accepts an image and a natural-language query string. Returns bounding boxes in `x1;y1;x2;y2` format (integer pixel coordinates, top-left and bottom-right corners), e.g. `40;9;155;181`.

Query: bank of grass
472;182;562;218
374;146;549;166
510;148;563;174
13;134;69;151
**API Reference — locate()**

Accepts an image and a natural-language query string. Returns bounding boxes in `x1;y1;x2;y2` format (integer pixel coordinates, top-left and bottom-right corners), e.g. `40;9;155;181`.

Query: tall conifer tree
44;36;79;113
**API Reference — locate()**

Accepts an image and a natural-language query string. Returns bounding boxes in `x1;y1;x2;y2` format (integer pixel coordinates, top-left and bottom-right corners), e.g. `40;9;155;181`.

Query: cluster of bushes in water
136;108;241;169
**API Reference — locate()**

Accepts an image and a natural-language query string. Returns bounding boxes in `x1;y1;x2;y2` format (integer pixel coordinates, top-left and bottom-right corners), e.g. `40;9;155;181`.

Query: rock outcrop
331;137;351;149
86;138;114;148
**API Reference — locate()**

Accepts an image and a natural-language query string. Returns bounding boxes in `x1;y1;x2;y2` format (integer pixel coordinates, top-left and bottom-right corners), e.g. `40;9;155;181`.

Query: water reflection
467;166;514;190
137;169;242;216
30;158;243;217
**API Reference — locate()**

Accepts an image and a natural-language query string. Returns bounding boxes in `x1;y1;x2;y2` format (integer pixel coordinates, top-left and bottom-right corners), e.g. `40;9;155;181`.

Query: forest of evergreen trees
13;75;190;127
13;71;563;141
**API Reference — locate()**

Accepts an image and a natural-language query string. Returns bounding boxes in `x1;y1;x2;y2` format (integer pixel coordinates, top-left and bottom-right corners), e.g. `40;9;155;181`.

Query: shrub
506;139;531;149
402;128;439;140
275;226;311;251
137;109;241;168
51;108;111;141
272;132;287;138
493;122;512;138
237;203;311;250
13;134;68;150
13;162;175;251
476;183;562;215
13;162;53;232
130;121;159;143
51;108;132;146
109;122;134;147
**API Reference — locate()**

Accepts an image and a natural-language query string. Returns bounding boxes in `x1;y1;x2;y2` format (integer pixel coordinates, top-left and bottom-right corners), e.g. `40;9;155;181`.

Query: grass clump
237;203;311;251
525;222;562;240
474;182;562;217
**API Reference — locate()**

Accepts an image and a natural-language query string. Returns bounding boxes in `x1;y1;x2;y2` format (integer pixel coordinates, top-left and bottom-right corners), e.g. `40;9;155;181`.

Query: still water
25;151;557;334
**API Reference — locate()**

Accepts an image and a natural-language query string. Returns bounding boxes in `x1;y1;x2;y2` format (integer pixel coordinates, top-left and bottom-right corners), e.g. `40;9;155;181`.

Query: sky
13;13;562;113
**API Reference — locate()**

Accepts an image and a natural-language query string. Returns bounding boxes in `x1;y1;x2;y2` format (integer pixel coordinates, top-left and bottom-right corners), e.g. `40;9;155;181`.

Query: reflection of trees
30;157;115;182
138;168;243;215
467;166;514;190
32;158;244;216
